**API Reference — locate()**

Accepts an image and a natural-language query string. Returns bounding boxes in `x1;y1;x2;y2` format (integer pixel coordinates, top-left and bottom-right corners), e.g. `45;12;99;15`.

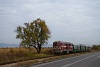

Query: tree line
92;45;100;50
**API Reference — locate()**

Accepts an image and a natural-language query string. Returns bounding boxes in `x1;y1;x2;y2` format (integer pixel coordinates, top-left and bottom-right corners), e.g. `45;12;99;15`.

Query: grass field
0;47;53;65
0;47;98;66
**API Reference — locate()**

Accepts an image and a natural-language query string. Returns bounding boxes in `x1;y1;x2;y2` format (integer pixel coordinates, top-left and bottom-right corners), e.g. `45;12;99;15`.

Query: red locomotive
53;41;73;54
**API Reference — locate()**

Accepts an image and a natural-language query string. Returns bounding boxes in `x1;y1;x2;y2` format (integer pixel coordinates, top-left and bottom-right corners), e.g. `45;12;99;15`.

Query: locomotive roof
54;41;73;44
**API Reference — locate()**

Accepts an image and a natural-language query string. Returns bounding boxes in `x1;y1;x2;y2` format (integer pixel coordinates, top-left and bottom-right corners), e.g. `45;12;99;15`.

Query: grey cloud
0;0;100;46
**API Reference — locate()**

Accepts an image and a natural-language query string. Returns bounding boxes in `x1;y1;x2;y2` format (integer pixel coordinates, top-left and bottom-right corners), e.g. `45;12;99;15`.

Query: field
0;47;53;65
0;47;98;67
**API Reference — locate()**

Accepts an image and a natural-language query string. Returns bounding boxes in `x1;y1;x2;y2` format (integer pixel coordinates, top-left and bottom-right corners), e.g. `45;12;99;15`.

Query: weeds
0;48;53;65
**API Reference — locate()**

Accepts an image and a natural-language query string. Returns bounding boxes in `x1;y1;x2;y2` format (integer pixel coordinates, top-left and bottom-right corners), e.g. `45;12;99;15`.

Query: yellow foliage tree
15;18;51;53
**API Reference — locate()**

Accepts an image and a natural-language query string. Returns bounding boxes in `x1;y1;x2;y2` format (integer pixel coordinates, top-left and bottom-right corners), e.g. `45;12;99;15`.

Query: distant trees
92;45;100;50
15;18;51;54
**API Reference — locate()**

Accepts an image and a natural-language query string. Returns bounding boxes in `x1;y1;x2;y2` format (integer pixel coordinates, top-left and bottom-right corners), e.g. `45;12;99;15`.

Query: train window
69;44;72;46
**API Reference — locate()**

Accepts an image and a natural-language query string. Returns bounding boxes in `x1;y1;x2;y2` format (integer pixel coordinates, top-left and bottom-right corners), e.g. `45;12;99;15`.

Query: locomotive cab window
69;44;72;46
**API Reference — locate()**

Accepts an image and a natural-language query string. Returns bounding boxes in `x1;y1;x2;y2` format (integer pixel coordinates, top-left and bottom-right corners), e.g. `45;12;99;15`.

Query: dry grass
0;47;95;66
0;48;96;67
0;47;53;65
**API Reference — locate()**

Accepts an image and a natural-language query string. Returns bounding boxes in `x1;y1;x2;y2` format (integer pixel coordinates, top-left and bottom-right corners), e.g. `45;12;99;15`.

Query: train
53;41;91;54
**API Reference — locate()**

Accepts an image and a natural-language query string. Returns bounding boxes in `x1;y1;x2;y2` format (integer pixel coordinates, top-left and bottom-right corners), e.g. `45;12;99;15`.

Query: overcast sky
0;0;100;46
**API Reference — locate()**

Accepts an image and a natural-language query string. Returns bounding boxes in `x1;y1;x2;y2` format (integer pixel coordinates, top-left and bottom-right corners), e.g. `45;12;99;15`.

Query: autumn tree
15;18;51;54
